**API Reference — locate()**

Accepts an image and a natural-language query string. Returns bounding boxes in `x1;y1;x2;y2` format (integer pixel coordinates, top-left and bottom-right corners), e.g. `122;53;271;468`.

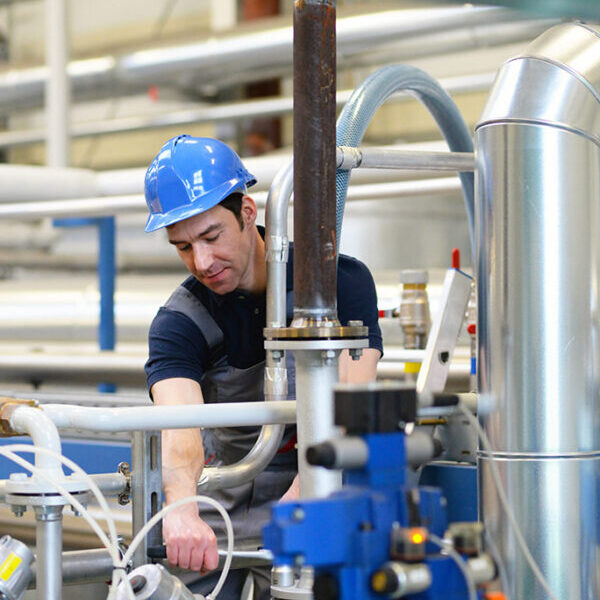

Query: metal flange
6;490;90;509
264;320;368;341
5;473;90;509
264;338;368;351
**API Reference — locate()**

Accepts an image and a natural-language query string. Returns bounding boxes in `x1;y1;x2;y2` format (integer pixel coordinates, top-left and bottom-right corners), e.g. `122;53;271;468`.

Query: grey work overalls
164;285;298;545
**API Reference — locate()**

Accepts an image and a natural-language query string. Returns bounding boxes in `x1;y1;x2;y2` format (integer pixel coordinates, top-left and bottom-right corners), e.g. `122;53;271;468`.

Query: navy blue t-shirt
145;233;382;391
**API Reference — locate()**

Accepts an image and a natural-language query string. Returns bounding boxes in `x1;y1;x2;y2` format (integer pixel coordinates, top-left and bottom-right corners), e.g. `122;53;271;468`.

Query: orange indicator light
410;530;425;544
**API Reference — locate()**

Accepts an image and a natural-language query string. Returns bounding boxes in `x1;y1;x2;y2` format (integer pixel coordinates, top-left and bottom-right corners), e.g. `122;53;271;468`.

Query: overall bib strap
164;285;227;367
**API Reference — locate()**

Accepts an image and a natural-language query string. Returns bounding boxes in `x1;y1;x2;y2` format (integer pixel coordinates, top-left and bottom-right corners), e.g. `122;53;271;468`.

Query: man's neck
238;225;267;295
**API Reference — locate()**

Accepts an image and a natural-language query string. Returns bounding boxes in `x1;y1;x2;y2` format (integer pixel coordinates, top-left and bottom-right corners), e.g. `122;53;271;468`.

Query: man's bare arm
152;377;218;572
338;347;381;384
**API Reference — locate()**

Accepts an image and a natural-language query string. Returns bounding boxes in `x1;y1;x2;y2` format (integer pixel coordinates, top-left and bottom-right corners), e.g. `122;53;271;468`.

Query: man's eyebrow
168;223;221;245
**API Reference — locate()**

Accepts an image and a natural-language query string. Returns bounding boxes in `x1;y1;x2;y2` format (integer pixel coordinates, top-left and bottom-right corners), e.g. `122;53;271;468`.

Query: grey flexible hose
336;64;475;260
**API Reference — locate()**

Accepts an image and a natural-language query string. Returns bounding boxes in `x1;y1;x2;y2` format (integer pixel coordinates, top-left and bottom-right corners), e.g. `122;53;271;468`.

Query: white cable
0;446;137;600
428;532;476;600
459;404;560;600
0;444;119;561
120;495;234;600
0;447;118;559
0;445;135;600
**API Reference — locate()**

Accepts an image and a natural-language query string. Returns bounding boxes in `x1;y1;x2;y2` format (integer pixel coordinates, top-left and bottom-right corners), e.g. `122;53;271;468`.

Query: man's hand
163;503;219;572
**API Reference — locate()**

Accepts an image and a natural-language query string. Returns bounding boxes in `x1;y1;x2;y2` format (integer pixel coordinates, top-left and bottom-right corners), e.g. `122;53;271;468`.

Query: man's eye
178;245;191;252
206;234;219;242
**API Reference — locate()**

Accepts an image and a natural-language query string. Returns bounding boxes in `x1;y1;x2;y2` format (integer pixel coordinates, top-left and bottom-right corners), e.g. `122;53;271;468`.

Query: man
144;135;382;599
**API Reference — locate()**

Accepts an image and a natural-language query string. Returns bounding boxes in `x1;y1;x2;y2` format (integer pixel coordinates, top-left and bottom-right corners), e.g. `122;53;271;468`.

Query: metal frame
130;430;163;569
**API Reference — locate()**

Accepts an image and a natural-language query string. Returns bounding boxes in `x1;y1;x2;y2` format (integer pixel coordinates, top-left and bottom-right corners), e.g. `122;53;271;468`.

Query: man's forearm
162;427;205;503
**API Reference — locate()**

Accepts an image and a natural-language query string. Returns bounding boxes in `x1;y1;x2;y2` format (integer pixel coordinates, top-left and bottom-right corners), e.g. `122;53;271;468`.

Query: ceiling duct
0;6;542;112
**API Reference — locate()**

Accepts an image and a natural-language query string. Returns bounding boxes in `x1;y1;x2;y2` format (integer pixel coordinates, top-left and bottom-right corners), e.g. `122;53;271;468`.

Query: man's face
166;200;255;294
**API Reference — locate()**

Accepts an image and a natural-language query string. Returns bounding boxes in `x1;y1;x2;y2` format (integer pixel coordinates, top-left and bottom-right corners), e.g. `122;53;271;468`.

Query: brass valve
0;397;38;437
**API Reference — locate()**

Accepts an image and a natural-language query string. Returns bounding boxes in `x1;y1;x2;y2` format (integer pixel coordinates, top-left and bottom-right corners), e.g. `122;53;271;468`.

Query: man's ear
241;195;258;227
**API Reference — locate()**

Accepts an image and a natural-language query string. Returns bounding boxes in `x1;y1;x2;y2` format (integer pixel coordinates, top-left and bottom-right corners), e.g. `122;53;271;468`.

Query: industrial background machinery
0;2;598;600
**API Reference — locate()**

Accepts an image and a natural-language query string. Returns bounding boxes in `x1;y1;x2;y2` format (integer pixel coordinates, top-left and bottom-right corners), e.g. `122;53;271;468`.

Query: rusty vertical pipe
292;0;338;324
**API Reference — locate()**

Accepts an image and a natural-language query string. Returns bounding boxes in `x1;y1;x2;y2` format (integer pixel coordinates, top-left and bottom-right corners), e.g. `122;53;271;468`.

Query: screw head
349;348;363;361
117;462;131;476
292;507;305;522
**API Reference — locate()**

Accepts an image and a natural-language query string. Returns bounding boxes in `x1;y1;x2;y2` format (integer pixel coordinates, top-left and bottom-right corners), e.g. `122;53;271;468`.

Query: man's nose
192;244;213;273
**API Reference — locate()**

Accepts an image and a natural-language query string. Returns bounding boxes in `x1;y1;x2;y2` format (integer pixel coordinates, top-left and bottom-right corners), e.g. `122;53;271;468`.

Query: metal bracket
416;268;472;393
117;462;131;506
131;431;162;568
266;234;289;263
336;145;363;170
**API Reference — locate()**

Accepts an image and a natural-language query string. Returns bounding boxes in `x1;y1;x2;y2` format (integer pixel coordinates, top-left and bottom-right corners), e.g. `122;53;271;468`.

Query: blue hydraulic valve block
263;383;494;600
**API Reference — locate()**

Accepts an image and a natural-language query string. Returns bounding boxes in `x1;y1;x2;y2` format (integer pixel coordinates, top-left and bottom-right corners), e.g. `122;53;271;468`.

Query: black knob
306;443;336;468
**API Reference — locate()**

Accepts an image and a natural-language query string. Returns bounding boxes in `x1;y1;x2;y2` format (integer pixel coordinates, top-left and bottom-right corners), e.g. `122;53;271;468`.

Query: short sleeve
337;256;383;355
145;307;210;394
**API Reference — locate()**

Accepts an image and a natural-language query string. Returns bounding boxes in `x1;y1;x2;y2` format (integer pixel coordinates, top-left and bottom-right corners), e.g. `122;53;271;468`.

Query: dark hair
219;192;244;229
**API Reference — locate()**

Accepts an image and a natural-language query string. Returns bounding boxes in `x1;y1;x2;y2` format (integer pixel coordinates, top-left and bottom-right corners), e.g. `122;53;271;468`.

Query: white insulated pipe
0;72;496;149
0;140;462;208
45;0;70;167
40;401;296;432
0;8;549;112
0;165;96;203
0;178;463;220
9;406;63;476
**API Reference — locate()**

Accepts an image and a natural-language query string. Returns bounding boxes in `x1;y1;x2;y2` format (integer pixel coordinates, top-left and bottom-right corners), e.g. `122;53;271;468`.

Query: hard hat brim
144;177;256;232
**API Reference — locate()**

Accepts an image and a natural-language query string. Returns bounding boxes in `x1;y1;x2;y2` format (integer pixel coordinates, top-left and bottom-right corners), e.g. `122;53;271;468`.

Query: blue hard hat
144;135;257;232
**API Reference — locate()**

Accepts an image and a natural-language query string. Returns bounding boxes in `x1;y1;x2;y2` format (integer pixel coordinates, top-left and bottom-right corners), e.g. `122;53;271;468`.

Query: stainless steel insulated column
475;23;600;600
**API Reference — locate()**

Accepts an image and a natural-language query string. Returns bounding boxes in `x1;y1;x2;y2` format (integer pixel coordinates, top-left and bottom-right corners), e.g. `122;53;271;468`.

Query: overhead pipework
476;21;600;600
0;5;540;113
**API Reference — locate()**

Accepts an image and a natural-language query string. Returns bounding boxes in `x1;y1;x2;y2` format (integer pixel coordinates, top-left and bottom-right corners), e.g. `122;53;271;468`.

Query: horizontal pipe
95;139;460;196
0;165;96;203
0;7;527;111
337;148;475;172
25;545;273;589
0;177;463;220
0;194;144;218
0;389;149;407
0;348;470;388
40;401;296;432
0;73;495;149
0;352;146;386
29;549;113;588
89;473;129;496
